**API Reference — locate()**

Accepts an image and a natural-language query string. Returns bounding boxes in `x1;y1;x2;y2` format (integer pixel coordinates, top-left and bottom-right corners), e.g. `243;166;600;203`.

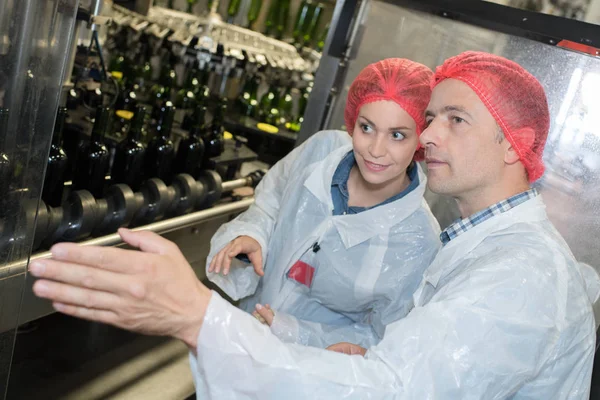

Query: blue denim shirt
331;151;419;215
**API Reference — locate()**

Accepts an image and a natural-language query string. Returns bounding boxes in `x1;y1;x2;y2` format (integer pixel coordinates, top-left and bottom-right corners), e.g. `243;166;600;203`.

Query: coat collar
303;148;430;249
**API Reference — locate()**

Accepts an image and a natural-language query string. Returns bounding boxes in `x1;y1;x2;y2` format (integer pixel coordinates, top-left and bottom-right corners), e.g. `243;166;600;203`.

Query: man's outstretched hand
30;228;211;349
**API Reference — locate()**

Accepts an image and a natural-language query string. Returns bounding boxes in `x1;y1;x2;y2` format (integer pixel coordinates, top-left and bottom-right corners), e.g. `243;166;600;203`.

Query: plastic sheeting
193;194;597;399
206;130;441;348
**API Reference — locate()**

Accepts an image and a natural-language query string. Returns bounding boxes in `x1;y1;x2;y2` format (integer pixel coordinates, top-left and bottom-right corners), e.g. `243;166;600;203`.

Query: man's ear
504;142;521;165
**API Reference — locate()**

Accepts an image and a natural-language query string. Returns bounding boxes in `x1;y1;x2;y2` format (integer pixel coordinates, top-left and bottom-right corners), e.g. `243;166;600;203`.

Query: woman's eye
361;124;373;133
452;116;466;124
425;118;433;127
391;131;405;141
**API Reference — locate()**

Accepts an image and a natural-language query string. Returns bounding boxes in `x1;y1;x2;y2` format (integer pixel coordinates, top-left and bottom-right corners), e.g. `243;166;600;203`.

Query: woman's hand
252;303;275;325
208;235;264;276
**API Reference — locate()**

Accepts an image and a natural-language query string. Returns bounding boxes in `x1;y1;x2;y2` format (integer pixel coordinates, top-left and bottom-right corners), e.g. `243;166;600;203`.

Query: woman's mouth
363;159;390;172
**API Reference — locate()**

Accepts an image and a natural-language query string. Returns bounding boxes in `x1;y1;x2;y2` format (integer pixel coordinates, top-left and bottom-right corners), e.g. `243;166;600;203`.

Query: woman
206;58;441;348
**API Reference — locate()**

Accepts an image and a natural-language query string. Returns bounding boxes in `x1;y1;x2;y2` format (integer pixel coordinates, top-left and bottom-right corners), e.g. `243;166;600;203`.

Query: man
30;51;597;399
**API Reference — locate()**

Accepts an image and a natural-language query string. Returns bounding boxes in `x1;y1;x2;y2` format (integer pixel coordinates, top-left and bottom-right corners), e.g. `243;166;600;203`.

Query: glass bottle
145;105;176;184
112;106;147;191
73;106;111;198
173;105;206;178
42;107;69;207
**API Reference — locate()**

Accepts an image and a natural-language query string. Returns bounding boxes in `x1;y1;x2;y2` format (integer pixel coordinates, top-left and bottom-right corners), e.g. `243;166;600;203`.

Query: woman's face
352;100;419;187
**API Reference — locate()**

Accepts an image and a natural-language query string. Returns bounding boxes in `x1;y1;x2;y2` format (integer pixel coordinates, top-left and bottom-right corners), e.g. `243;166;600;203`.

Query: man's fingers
118;228;175;255
50;242;145;273
33;279;121;311
326;342;367;356
53;302;120;326
249;250;264;277
29;259;127;293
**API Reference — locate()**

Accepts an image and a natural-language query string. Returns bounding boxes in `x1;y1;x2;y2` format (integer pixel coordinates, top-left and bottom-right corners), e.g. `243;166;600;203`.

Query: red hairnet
344;58;433;136
431;51;550;182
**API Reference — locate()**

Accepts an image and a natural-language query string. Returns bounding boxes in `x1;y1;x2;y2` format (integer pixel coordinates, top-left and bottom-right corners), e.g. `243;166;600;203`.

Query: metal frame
296;0;600;145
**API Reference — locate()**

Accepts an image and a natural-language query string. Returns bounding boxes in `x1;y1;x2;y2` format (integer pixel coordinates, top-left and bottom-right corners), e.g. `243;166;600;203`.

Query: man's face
352;100;419;187
420;79;507;198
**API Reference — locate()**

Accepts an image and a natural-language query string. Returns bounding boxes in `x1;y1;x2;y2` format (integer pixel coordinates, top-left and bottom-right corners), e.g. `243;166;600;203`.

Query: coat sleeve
191;253;592;399
206;130;351;300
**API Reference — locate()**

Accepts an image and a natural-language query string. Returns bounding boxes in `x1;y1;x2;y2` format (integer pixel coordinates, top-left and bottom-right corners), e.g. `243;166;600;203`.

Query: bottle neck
52;108;67;146
91;108;110;143
129;112;145;141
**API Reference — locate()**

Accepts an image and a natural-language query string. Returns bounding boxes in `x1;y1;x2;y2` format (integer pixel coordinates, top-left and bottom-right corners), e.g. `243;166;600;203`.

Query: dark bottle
187;0;198;13
292;0;312;44
175;64;198;111
112;106;147;191
278;86;294;126
182;98;207;131
264;0;277;36
247;0;262;29
73;106;111;198
274;0;291;39
42;107;69;207
237;75;260;119
0;108;11;198
227;0;242;22
204;101;226;160
316;22;329;52
145;105;176;184
115;80;139;113
173;105;206;178
259;81;281;125
303;2;324;46
290;83;312;132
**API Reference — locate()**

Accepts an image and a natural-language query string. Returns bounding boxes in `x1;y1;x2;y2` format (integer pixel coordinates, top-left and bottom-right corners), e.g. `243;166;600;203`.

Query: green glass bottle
303;2;323;46
316;22;329;52
237;75;260;120
274;0;291;40
187;0;198;13
259;81;281;125
277;86;293;126
292;0;312;44
264;0;278;36
247;0;262;29
109;53;126;82
175;65;198;110
290;83;311;132
227;0;242;23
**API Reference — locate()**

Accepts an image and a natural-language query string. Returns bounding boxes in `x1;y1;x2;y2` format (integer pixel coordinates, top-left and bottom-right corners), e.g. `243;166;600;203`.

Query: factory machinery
1;0;600;398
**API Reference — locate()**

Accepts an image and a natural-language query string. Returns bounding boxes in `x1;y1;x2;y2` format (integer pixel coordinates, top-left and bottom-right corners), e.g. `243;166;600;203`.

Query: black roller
61;190;99;242
132;178;170;225
167;174;201;217
197;170;223;209
92;184;138;236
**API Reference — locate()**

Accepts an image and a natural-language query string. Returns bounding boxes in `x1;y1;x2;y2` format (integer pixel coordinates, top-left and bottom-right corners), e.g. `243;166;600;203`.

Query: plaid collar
440;189;539;245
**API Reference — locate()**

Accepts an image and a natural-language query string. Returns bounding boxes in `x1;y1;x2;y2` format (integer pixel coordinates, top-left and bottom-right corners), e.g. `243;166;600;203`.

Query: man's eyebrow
443;105;474;119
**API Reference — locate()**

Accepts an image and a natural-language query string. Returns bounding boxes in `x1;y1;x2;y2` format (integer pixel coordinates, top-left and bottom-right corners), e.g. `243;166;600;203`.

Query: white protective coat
206;130;441;348
192;194;598;399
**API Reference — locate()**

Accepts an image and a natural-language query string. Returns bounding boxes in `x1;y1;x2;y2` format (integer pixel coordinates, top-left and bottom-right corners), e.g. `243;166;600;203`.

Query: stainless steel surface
16;199;253;328
221;176;251;192
0;0;80;396
2;198;254;279
324;1;600;270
